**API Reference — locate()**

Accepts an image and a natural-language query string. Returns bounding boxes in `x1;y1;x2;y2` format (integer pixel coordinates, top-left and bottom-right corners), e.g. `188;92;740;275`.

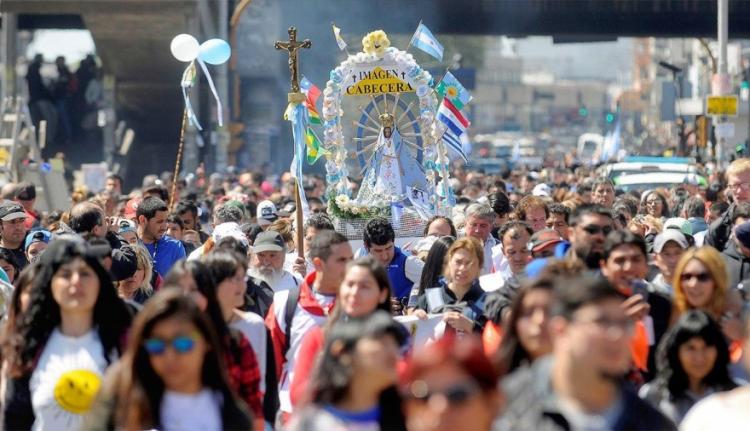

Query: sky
512;36;634;84
25;30;96;63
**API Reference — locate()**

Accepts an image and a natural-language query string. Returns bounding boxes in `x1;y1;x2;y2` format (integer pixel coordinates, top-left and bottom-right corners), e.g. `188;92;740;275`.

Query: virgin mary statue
355;112;427;204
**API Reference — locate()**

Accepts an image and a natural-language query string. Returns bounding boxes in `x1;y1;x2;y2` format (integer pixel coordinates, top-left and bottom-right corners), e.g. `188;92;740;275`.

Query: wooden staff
170;107;188;211
275;26;311;258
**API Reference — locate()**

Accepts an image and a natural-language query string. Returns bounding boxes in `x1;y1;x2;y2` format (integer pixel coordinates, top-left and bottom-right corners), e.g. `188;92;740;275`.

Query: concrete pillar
1;13;18;101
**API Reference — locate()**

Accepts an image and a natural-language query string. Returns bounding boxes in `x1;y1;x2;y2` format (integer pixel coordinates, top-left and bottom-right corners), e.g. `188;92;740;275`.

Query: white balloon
170;34;200;62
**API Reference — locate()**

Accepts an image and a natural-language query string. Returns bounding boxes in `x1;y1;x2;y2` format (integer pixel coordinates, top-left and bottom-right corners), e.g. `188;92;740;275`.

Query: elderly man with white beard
249;230;301;292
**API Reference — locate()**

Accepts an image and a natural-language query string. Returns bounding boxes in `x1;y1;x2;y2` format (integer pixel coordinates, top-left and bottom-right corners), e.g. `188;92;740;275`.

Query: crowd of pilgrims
0;159;747;430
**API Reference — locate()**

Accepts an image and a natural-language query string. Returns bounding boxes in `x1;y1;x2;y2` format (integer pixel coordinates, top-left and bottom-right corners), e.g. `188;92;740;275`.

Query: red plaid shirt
224;330;263;418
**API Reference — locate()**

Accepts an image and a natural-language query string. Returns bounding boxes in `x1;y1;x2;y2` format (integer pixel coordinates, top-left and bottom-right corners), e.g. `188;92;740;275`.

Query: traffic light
578;106;588;117
605;112;615;123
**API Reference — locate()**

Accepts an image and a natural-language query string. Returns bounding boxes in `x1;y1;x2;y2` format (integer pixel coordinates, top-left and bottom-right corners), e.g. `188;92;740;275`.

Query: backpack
282;286;301;358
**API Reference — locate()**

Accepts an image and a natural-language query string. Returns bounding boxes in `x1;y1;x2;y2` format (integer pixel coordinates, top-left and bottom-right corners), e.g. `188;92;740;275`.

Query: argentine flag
410;22;443;61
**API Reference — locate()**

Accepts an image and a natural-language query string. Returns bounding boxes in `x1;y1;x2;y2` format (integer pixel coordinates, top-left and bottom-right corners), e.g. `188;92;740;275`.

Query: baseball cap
664;217;693;236
256;200;278;226
735;221;750;250
532;183;552;198
25;229;51;251
653;229;688;253
117;218;136;234
253;231;285;253
528;229;563;253
14;182;36;201
212;222;249;247
0;202;27;222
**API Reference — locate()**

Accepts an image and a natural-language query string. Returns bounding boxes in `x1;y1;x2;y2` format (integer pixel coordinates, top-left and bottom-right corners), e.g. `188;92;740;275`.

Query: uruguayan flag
410;22;443;61
443;131;468;163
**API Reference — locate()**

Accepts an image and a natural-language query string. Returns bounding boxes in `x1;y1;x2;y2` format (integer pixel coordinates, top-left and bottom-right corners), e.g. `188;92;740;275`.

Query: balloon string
181;63;202;130
197;58;223;127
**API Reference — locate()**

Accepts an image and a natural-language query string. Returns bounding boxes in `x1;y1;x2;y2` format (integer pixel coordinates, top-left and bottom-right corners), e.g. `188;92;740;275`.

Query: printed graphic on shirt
32;346;105;428
53;369;101;414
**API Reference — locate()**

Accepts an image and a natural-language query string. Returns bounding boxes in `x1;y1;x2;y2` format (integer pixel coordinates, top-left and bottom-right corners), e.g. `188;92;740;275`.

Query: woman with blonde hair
117;245;154;304
413;237;488;334
672;247;744;343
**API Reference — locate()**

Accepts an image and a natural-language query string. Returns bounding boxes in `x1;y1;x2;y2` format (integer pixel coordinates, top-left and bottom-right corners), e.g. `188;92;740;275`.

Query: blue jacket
142;235;186;277
388;247;414;300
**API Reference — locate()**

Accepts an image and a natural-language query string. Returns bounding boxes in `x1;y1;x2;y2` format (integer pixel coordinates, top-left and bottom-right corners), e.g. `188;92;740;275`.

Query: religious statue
355;111;427;204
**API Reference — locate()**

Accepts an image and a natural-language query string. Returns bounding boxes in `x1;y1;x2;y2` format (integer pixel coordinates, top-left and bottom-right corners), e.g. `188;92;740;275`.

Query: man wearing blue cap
24;229;51;264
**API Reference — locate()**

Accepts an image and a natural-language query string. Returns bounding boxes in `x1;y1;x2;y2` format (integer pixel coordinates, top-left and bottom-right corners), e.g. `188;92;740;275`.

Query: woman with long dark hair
290;311;407;431
494;278;553;374
164;255;264;424
407;236;455;312
84;289;252;430
639;310;737;424
640;190;671;219
2;238;132;430
291;256;393;407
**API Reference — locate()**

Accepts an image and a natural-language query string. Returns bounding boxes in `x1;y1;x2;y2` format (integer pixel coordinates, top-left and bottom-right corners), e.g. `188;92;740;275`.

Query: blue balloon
199;39;231;65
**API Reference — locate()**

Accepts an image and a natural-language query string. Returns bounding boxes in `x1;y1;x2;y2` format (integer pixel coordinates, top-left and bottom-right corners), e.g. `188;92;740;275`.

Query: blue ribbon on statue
181;63;202;130
391;202;404;226
197;58;224;127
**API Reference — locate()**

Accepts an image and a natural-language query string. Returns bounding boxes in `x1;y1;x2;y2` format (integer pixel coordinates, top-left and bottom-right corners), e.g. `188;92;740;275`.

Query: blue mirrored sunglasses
143;334;198;355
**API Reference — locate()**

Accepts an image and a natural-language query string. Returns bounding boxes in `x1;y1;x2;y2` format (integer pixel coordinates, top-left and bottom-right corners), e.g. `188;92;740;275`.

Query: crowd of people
0;155;747;430
26;54;102;162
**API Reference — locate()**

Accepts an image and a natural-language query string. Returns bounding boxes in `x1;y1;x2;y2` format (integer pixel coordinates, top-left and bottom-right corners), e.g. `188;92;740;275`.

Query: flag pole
331;21;352;57
405;19;422;55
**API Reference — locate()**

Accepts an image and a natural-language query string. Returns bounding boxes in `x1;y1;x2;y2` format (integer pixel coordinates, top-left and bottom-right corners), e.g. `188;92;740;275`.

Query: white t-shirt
29;328;111;431
160;389;222;431
680;387;750;431
230;310;267;393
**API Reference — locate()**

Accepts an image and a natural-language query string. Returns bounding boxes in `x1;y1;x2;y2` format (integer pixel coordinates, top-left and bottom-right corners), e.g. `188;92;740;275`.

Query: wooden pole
170;107;189;211
294;177;304;258
275;26;312;258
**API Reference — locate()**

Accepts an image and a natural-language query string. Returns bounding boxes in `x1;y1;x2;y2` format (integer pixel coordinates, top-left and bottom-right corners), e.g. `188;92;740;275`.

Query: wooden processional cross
275;26;311;258
274;26;311;97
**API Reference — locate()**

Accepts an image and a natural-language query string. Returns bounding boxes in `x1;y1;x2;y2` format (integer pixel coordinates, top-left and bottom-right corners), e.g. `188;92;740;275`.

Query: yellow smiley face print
53;369;102;414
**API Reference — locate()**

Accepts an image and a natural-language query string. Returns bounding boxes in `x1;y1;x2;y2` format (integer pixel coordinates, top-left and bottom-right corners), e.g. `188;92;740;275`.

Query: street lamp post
659;61;686;156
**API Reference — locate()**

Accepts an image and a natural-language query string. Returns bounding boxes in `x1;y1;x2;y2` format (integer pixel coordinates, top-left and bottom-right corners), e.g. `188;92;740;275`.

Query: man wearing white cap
650;229;688;297
256;200;278;229
0;202;29;269
249;231;301;293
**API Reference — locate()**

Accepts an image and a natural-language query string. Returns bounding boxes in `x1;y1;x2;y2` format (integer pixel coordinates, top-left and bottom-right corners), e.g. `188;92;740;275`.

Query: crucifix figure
274;26;311;94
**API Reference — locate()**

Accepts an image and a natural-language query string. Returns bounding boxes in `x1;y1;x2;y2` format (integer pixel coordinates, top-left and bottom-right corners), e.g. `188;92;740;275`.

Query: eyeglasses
729;181;750;191
144;333;200;356
574;316;634;335
680;272;712;283
408;380;481;406
581;224;613;236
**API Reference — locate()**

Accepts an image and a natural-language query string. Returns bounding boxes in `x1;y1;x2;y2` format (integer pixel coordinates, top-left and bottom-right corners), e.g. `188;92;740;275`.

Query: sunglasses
144;333;200;356
581;225;613;236
680;272;712;283
409;380;481;406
